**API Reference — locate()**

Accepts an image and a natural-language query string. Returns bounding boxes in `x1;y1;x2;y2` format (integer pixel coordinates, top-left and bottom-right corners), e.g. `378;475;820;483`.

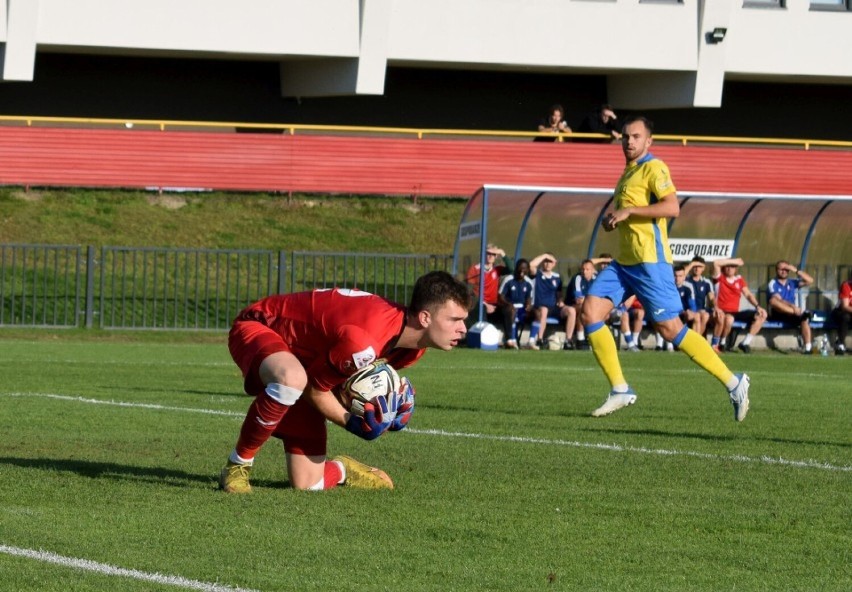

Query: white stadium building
1;0;851;138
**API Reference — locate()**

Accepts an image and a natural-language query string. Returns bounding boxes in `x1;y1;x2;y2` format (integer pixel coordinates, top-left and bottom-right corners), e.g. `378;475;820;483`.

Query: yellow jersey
613;154;677;266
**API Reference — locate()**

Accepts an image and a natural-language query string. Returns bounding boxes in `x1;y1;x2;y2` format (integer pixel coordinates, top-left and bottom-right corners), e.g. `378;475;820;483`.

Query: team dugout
455;185;852;322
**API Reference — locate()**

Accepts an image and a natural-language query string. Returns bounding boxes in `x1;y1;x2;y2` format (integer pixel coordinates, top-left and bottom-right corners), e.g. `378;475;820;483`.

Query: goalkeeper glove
389;377;415;431
345;396;392;441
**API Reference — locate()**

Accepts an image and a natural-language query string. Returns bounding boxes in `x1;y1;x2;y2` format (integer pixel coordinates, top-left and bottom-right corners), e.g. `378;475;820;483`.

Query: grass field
0;335;849;591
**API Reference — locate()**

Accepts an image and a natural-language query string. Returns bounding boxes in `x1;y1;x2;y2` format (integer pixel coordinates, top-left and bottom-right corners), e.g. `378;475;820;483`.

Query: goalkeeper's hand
389;377;415;431
345;396;393;441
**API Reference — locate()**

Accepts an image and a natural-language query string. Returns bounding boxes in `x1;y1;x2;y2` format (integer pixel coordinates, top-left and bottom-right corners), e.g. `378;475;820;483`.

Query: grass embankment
0;187;465;253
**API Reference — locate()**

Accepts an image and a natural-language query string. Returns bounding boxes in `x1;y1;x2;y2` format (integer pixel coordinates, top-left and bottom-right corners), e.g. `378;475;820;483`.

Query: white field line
3;392;850;473
0;544;261;592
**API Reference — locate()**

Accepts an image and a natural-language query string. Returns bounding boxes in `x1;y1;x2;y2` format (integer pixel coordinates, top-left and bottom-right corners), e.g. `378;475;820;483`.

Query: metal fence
0;244;453;330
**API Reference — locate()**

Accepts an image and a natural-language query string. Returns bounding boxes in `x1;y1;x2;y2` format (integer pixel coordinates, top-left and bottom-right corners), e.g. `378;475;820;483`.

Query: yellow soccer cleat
334;455;394;490
219;461;253;494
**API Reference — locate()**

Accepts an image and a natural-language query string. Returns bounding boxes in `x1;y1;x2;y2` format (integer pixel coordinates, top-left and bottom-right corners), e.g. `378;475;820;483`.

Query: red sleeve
306;324;380;392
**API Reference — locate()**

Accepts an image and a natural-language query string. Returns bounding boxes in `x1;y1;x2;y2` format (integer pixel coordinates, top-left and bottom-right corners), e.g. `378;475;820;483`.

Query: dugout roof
454;185;852;320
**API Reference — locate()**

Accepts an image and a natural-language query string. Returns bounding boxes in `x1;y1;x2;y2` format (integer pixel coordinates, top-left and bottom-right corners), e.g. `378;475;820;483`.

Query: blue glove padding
345;396;392;441
389;377;415;431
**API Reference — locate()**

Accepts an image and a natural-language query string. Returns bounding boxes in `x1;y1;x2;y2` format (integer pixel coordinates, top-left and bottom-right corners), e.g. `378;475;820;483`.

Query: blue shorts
587;260;682;323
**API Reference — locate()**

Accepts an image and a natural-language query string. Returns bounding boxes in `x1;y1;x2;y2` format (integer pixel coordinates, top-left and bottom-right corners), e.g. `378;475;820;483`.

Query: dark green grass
0;338;849;591
0;188;464;253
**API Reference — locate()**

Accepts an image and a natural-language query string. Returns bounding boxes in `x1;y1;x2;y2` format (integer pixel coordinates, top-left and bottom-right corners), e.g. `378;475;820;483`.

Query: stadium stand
1;126;851;198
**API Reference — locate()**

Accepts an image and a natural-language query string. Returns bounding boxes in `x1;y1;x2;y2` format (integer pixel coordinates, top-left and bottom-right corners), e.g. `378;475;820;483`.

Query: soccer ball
338;359;401;418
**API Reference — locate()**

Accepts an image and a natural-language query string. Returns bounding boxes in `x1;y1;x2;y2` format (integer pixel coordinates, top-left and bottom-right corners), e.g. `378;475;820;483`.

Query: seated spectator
767;260;815;354
535;104;571;142
654;264;698;352
576;104;622;143
711;258;767;353
528;252;565;350
564;256;612;350
465;243;514;346
830;275;851;355
675;264;698;329
498;259;534;349
620;295;645;352
684;256;714;339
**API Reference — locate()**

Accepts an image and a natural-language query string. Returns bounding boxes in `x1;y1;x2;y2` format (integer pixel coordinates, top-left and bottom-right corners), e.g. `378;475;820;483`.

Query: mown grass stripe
4;391;849;473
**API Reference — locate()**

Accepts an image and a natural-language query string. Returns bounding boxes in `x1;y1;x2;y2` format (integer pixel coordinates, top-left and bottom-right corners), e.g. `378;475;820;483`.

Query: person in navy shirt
675;265;698;326
499;259;533;349
528;252;565;350
564;257;611;349
684;256;714;339
767;260;815;354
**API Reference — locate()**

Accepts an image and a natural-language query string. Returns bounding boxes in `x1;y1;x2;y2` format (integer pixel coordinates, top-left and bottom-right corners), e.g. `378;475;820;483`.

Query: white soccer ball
339;359;401;420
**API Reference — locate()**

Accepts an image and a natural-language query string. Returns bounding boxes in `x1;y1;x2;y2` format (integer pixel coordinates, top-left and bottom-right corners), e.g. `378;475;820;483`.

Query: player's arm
742;287;767;318
788;264;814;287
604;192;679;230
303;385;348;427
528;253;552;275
711;257;744;278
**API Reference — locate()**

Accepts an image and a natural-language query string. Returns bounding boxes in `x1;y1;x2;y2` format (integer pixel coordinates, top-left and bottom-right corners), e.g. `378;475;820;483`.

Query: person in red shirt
466;243;514;345
710;258;767;353
220;271;471;494
830;277;851;355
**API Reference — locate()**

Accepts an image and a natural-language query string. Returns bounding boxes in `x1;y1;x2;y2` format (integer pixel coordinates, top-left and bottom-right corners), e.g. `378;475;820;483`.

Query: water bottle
820;336;829;357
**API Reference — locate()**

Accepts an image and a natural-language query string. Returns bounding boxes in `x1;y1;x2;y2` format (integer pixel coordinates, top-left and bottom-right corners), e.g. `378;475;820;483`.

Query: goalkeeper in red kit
220;271;470;493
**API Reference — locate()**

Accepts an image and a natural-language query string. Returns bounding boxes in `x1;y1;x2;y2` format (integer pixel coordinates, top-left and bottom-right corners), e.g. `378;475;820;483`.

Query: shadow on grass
0;456;215;488
580;427;851;448
0;456;296;491
101;384;245;398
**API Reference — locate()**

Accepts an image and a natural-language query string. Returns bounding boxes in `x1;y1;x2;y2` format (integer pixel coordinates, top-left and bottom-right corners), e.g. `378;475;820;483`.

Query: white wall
1;0;850;105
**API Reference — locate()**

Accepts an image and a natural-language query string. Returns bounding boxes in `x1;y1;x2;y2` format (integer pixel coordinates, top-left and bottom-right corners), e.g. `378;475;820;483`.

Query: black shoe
578;340;591;351
737;343;751;354
835;346;846;356
562;341;574;351
654;346;664;351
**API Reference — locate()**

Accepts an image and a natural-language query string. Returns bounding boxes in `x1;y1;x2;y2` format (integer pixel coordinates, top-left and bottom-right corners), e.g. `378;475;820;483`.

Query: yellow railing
0;114;849;151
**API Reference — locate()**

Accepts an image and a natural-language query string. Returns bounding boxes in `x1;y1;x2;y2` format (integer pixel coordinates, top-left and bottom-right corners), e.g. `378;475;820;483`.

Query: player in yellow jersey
580;116;750;421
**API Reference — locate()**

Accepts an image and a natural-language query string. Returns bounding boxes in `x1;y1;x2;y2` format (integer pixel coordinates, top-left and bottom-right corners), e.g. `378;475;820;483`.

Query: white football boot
728;372;750;422
591;388;637;417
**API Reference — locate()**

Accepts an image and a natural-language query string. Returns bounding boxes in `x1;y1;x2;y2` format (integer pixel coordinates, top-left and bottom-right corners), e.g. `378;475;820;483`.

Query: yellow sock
587;325;626;388
677;329;734;387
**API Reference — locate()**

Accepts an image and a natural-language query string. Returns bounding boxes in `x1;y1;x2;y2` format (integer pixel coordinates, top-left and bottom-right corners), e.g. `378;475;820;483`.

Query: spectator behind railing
576;103;622;143
535;104;572;142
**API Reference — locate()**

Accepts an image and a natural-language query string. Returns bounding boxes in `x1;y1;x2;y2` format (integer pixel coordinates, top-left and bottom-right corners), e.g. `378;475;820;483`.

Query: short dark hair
622;115;654;135
691;256;706;264
674;264;686;273
409;271;470;313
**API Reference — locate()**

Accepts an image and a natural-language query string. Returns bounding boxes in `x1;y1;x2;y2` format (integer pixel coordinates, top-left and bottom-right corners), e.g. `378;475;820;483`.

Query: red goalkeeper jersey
233;288;425;391
714;273;748;314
